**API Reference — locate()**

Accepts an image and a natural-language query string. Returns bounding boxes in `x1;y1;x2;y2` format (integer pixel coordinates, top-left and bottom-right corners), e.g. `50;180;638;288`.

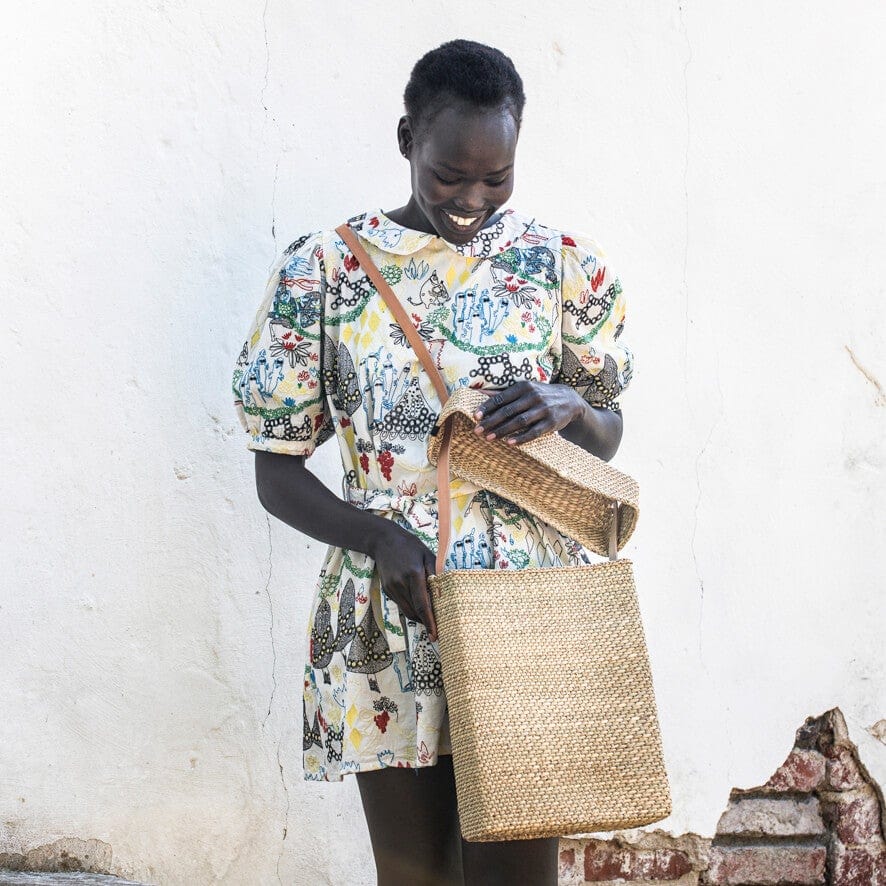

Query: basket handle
336;223;454;575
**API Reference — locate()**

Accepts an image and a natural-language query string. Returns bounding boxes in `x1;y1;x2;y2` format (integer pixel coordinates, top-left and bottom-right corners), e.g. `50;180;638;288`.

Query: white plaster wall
1;1;883;883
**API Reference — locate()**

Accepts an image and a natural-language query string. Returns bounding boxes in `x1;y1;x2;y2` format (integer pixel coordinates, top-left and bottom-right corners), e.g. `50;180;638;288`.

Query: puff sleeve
232;232;334;457
555;233;634;412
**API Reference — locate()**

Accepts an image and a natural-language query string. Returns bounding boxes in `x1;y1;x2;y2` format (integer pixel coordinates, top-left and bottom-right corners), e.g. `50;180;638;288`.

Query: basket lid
427;388;639;558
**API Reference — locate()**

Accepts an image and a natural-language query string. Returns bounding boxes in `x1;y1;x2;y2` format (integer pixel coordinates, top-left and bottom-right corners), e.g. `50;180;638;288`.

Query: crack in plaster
275;745;290;886
262;513;278;727
260;513;288;886
677;2;716;668
845;345;886;406
259;10;288;879
260;0;270;114
270;154;280;251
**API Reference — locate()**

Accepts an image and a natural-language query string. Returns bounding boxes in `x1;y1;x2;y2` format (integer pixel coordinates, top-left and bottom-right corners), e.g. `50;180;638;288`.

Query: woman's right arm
254;451;439;641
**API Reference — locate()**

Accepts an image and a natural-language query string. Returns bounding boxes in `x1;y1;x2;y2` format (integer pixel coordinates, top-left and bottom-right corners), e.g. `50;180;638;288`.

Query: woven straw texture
427;388;639;557
428;560;671;842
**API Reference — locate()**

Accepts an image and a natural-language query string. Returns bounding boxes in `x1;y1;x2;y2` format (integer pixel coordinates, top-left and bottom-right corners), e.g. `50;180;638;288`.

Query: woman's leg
460;835;559;886
355;754;463;886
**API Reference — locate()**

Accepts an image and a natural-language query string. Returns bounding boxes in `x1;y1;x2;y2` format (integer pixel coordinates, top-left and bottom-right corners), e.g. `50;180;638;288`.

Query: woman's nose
453;183;487;212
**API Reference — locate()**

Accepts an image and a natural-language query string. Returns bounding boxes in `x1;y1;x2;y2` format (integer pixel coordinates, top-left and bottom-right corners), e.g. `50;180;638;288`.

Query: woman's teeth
446;212;479;228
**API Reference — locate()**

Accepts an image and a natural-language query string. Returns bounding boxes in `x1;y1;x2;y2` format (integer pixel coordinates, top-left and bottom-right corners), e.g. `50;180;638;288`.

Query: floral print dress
232;208;633;781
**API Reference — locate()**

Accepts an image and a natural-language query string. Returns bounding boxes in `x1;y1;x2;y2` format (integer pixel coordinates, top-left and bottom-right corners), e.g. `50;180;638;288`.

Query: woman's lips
438;207;488;237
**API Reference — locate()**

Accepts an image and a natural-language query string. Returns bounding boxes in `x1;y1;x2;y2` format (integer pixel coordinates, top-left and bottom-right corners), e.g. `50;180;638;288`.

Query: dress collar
350;208;535;259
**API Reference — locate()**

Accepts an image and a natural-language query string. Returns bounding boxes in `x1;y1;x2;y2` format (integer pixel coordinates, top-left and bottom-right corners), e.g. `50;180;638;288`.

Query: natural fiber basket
428;388;639;558
426;416;671;841
428;560;672;841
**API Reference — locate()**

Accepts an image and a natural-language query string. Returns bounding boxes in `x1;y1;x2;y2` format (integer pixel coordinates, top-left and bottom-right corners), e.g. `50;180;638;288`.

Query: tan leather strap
335;223;453;576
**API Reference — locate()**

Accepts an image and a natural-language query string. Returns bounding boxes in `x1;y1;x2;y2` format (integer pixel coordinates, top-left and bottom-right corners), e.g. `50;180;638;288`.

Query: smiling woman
231;38;633;886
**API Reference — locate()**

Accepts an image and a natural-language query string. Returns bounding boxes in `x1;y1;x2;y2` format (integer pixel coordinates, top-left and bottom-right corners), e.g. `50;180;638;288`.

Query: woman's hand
471;381;583;446
369;520;439;642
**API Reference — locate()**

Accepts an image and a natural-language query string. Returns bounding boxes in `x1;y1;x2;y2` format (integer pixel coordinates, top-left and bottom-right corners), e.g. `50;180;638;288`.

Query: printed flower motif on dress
233;208;633;780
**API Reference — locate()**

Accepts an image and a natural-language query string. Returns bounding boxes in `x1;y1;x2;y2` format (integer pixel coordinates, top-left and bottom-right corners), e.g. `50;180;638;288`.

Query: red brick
559;847;576;880
831;845;875;885
584;847;692;881
825;745;868;791
762;749;826;793
705;845;826;885
824;793;884;845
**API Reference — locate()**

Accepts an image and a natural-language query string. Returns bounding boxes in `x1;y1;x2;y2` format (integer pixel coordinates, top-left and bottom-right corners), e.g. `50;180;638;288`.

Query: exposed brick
716;796;825;838
704;845;826;885
762;749;827;793
830;844;875;885
559;847;576;881
824;744;868;791
584;847;693;881
822;793;884;845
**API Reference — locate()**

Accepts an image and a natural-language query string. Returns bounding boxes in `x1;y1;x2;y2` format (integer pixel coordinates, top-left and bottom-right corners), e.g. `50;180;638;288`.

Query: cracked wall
558;708;886;885
1;1;883;884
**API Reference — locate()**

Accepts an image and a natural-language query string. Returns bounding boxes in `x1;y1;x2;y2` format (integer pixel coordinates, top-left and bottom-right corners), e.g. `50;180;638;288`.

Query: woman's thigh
355;754;463;886
460;834;559;886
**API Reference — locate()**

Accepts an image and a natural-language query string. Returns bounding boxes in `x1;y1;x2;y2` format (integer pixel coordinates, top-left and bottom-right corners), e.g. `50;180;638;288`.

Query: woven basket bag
336;224;672;842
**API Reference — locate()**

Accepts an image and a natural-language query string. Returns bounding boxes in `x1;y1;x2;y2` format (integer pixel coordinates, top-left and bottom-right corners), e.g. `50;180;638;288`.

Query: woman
233;39;632;886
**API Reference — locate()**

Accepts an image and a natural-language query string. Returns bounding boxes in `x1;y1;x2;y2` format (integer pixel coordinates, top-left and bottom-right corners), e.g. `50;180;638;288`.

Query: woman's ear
397;115;414;159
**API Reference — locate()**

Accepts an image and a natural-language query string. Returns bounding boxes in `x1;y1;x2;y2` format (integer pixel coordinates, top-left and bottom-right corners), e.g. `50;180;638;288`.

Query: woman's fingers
473;382;541;437
482;407;552;443
473;383;527;428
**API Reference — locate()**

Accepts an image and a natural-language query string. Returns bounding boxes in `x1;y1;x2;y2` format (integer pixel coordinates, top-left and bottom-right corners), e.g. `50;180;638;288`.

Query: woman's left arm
471;381;623;461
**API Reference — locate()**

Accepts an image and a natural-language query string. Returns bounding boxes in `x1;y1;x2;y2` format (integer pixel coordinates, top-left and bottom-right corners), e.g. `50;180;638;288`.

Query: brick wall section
558;707;885;886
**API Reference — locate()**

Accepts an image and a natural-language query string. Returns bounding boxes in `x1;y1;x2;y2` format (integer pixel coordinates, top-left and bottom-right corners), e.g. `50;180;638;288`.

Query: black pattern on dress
284;233;315;257
346;604;393;674
407;271;450;307
322;334;362;416
563;279;620;329
378;378;436;441
303;709;322;751
470;353;534;387
333;578;357;653
325;721;344;764
262;412;314;443
328;268;374;311
557;349;626;410
310;597;335;669
410;635;445;696
454;218;508;258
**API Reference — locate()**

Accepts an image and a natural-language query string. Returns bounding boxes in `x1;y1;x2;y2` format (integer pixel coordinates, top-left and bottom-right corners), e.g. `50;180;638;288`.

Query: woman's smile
437;207;492;238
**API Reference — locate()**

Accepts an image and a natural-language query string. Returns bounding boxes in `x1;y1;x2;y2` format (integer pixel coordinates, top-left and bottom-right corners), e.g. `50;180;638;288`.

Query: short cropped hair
403;39;526;131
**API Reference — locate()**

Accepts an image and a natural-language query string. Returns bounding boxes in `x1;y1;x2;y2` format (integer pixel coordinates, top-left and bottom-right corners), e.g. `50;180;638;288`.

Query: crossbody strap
336;223;454;576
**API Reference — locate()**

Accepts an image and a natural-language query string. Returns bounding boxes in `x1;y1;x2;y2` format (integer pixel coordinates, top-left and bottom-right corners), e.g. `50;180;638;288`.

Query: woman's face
399;101;519;244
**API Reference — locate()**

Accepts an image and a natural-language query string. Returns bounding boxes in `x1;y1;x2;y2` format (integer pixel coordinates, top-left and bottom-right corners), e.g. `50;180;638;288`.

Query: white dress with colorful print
232;208;633;781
